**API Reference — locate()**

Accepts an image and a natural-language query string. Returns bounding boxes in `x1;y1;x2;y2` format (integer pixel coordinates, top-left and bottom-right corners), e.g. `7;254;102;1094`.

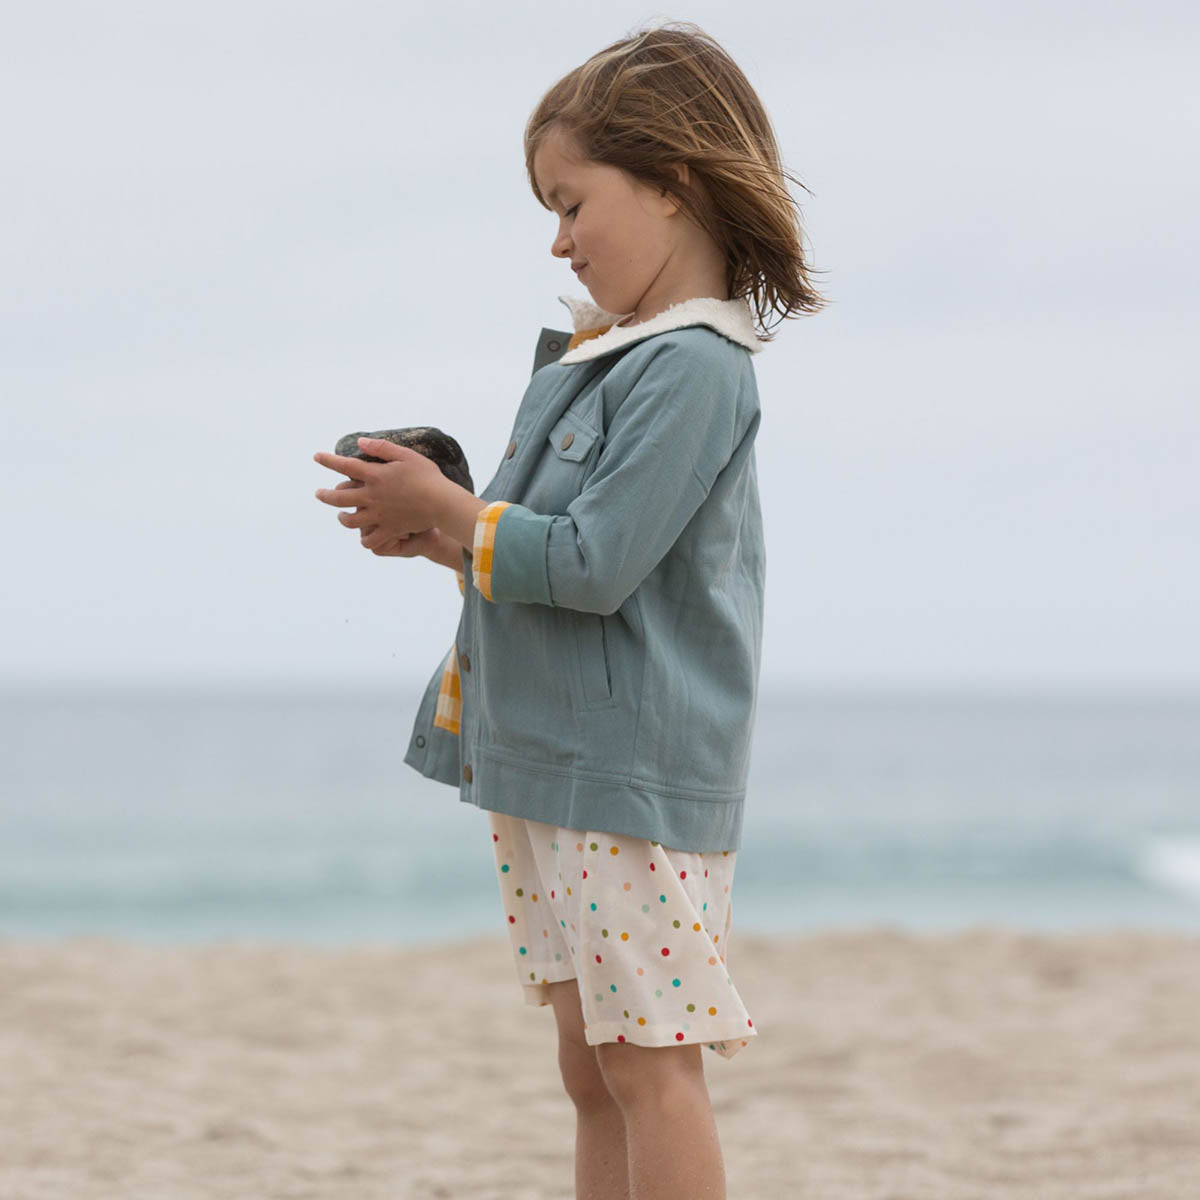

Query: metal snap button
415;734;426;748
547;339;561;352
560;432;575;451
462;764;473;782
505;439;517;459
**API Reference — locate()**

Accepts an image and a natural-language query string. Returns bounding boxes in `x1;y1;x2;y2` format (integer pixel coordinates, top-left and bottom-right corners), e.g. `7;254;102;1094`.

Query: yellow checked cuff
471;501;513;602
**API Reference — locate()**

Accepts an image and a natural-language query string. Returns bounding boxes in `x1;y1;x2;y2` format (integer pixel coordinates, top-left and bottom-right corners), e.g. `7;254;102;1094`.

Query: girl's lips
573;263;587;274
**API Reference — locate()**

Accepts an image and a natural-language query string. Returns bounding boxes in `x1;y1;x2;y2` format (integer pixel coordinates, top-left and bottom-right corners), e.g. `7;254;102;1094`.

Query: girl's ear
660;163;690;216
668;162;690;187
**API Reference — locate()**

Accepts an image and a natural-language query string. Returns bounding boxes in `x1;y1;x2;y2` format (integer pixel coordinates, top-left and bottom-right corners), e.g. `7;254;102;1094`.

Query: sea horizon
3;679;1198;946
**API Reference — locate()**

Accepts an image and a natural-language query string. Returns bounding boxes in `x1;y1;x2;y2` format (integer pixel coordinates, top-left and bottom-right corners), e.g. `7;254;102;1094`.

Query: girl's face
532;126;689;325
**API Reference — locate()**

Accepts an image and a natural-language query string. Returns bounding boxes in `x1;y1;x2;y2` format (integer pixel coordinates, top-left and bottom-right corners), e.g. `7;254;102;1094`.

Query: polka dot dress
488;810;756;1059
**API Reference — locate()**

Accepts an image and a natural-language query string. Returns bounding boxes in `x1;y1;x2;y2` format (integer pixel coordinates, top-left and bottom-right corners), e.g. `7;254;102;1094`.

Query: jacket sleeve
472;337;745;615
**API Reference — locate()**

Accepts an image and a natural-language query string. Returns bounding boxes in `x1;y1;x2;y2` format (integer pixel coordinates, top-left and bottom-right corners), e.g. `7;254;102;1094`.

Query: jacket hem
403;732;460;787
476;744;745;801
462;747;743;853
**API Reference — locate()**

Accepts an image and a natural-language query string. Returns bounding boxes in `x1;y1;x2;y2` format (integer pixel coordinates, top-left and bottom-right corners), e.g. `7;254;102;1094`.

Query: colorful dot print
487;810;755;1060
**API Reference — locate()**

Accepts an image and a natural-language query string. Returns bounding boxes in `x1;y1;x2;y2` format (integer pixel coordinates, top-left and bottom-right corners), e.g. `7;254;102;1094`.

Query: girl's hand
314;438;448;538
361;522;465;569
366;528;447;560
331;479;462;566
330;479;388;547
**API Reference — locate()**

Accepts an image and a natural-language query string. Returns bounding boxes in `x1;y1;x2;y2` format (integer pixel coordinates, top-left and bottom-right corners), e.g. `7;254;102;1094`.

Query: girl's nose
551;228;572;259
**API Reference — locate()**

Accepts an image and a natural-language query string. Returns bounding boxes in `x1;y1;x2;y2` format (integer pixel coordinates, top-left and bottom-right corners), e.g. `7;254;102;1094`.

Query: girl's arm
466;337;750;614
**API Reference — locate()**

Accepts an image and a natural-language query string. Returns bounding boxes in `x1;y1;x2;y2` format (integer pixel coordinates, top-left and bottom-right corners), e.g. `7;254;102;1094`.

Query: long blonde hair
524;20;830;342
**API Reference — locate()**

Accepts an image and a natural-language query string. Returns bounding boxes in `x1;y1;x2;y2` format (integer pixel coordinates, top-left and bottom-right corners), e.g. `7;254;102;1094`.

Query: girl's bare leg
596;1040;726;1200
547;980;630;1200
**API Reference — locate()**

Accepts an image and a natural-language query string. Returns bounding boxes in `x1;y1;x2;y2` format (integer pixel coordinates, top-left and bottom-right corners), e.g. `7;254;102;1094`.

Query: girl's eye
566;204;580;218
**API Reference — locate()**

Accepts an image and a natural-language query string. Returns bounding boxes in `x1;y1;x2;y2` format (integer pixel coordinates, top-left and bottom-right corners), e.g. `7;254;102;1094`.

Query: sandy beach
3;928;1199;1198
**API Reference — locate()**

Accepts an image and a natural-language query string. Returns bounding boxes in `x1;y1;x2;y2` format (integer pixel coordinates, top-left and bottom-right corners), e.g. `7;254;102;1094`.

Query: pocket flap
548;412;599;463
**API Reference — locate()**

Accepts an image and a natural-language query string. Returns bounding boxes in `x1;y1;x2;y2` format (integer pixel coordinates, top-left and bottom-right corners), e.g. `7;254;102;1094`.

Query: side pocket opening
575;612;614;708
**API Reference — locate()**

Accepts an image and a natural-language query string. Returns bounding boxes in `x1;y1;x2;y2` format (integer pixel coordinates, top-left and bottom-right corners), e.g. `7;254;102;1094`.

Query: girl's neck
615;290;730;329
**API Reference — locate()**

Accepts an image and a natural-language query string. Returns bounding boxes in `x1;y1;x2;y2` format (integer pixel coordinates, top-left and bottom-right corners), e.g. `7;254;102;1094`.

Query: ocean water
1;683;1198;945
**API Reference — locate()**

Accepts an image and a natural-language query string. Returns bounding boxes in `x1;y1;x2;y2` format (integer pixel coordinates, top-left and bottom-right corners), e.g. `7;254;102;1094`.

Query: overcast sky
2;0;1196;692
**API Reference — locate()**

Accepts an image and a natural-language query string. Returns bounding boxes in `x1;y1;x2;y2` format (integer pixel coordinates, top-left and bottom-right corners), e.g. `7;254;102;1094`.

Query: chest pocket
523;409;602;511
548;410;599;463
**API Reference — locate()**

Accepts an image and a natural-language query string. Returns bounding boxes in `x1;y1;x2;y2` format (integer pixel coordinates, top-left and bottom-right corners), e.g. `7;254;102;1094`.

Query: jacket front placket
452;332;613;794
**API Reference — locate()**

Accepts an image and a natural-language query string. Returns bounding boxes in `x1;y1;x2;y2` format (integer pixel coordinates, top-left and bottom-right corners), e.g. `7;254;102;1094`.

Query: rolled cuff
479;502;554;605
471;501;510;600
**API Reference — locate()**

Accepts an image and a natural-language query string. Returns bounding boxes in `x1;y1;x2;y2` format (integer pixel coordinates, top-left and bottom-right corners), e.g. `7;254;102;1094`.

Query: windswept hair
524;20;830;342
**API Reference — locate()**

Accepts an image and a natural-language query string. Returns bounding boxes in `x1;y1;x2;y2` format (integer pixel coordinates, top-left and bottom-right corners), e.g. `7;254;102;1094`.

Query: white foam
1138;836;1200;901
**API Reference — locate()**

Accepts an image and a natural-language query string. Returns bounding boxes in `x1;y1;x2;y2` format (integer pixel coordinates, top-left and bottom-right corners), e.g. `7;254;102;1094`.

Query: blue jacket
403;294;766;852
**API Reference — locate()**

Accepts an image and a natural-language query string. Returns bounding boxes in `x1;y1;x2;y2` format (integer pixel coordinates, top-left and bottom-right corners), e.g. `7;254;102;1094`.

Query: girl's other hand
329;479;463;567
363;528;436;558
361;521;464;568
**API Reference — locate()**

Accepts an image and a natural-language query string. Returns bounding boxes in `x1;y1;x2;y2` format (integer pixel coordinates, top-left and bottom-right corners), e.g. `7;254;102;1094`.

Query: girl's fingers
361;526;397;550
364;527;417;555
377;538;421;557
316;487;366;508
313;450;374;480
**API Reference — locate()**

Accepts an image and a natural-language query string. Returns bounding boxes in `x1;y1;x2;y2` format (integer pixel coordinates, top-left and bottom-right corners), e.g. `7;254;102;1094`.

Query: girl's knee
559;1040;614;1113
547;980;616;1113
595;1041;705;1111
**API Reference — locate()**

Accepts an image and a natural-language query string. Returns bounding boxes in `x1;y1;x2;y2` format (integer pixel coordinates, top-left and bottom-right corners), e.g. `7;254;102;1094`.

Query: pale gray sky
2;0;1196;690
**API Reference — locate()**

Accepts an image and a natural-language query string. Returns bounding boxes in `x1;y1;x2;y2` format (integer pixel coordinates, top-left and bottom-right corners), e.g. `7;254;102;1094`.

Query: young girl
314;21;825;1200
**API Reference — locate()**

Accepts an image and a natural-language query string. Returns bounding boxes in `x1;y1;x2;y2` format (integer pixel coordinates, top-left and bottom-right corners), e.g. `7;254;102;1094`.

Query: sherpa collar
555;293;763;364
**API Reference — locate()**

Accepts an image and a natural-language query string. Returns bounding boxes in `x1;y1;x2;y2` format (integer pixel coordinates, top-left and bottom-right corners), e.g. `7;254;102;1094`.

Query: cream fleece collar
555;293;763;364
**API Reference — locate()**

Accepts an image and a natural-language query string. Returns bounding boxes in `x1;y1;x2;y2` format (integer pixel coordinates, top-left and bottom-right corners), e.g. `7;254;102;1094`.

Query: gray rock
335;426;473;492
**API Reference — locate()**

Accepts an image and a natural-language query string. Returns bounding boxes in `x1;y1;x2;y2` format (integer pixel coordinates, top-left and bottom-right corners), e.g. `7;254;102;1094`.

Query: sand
3;928;1199;1199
